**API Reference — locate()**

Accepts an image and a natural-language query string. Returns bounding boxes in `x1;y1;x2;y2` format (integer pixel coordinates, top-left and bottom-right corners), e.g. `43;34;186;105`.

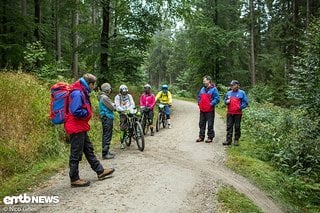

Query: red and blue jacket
197;84;220;112
224;89;248;114
64;78;92;135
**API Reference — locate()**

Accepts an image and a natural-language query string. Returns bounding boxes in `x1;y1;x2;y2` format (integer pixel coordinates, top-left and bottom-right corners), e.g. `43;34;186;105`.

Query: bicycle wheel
134;121;145;151
162;114;167;128
156;112;161;132
123;130;131;146
124;130;132;146
141;115;148;135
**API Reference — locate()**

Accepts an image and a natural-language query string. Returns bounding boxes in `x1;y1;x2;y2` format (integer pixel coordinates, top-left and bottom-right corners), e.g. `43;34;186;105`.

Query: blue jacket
197;84;220;112
224;89;248;114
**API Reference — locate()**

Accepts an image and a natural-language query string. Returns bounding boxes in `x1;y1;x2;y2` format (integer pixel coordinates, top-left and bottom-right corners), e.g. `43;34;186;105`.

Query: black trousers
226;114;242;142
101;116;113;157
199;111;215;139
69;132;104;182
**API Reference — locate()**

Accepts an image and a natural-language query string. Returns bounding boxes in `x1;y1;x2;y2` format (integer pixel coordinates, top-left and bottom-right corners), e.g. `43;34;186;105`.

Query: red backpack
49;82;70;124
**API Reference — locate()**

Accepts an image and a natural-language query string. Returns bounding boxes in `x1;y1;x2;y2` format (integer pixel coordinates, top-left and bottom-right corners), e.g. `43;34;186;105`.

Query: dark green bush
242;102;319;182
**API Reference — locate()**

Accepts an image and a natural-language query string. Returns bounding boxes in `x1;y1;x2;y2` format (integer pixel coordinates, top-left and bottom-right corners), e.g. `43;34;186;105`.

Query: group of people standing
63;73;248;188
196;75;249;146
99;83;172;159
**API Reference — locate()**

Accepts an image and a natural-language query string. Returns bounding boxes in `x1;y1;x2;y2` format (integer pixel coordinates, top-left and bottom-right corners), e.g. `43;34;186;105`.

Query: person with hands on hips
196;75;220;143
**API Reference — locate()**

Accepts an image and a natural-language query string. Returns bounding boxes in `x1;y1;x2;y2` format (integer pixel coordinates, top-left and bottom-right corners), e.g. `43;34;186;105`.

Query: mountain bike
156;103;168;132
120;109;145;151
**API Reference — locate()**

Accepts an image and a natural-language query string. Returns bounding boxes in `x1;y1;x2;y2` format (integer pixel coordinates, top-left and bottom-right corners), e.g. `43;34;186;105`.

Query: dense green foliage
242;101;320;183
226;136;319;211
0;73;68;184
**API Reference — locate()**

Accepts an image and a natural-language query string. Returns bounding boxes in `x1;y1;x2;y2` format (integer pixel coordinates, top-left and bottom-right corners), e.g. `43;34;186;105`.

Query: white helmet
144;84;151;89
119;84;128;94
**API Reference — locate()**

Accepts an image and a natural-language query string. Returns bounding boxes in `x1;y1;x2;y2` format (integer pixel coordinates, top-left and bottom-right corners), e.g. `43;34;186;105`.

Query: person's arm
129;94;135;109
114;95;124;111
102;95;115;111
168;91;172;105
69;90;88;118
210;87;220;106
155;91;161;102
240;91;249;110
224;92;230;105
197;88;202;104
150;94;156;109
139;94;145;108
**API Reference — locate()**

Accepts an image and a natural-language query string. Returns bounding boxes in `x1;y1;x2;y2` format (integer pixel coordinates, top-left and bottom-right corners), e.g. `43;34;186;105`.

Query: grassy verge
0;155;68;201
217;186;263;213
0;72;71;202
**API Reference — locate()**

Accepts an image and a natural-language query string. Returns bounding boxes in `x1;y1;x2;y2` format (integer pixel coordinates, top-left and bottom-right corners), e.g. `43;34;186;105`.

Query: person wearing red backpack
65;73;115;187
196;75;220;143
223;80;248;146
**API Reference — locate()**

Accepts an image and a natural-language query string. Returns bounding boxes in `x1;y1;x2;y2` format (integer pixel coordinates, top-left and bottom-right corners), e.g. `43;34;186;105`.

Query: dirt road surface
31;99;283;213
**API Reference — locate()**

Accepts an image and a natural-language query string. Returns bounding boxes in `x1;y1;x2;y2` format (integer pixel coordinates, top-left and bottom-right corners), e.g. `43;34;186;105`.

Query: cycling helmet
161;84;168;91
144;84;151;89
119;84;128;94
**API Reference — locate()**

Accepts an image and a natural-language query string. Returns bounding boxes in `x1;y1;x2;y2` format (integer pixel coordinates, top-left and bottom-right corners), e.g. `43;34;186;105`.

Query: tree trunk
55;0;61;61
92;0;96;25
21;0;27;16
306;0;310;27
34;0;41;41
71;0;79;79
250;0;256;86
100;0;110;83
214;0;219;83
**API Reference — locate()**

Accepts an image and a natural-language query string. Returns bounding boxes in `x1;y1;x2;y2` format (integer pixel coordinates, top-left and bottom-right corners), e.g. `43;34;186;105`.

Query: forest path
33;99;283;213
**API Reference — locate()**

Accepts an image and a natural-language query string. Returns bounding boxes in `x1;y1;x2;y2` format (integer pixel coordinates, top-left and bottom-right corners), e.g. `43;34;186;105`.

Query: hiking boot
205;138;213;143
222;141;231;146
234;140;239;146
151;131;154;136
98;168;115;180
196;137;204;142
71;179;90;187
102;152;115;160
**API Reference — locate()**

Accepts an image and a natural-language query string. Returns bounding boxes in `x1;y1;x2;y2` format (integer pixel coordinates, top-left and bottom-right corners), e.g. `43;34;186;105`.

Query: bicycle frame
120;110;145;151
156;103;168;132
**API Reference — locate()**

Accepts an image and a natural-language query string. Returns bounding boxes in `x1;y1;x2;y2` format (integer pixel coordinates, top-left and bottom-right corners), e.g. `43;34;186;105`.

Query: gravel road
30;99;283;213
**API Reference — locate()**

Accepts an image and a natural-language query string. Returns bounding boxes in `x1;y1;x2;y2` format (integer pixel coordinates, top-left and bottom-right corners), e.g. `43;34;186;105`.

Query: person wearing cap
114;84;136;149
196;75;220;143
140;84;156;136
65;74;115;187
155;84;173;128
99;83;116;159
223;80;249;146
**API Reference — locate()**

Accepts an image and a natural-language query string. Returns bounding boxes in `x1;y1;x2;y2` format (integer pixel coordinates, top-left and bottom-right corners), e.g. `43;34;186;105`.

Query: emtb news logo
3;193;59;205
